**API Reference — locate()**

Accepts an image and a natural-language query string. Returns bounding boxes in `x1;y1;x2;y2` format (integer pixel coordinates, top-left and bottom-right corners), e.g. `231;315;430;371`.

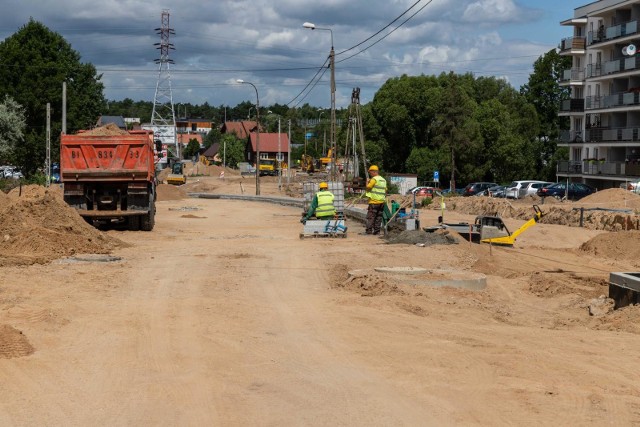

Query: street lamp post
303;21;337;180
236;79;260;195
318;110;325;152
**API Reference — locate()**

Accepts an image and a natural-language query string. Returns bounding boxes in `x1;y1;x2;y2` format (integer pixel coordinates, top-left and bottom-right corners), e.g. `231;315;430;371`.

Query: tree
0;20;105;176
520;49;571;180
219;134;246;169
0;95;26;164
183;138;201;158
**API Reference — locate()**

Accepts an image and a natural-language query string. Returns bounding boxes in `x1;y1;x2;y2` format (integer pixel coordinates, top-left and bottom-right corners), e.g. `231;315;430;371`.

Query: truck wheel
128;215;140;231
141;197;155;231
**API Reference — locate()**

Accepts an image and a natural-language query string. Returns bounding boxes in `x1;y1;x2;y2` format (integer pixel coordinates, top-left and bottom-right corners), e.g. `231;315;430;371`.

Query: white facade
559;0;640;188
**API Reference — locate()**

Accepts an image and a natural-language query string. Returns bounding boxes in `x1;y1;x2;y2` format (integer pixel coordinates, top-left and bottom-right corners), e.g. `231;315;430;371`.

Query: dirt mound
384;224;458;246
157;184;186;201
437;196;640;231
0;325;34;359
579;230;640;265
528;271;609;299
580;188;640;208
0;185;125;266
80;123;128;136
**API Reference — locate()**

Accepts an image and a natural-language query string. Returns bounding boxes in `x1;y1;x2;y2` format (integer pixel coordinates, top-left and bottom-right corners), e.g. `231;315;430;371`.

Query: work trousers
366;203;384;234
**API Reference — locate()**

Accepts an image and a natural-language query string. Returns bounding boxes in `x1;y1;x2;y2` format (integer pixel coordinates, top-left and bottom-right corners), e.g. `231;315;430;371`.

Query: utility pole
287;119;292;185
45;103;51;187
329;41;337;181
278;117;282;191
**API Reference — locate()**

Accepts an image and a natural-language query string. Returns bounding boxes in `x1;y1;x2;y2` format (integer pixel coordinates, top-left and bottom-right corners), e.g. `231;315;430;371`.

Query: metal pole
287;119;291;184
254;87;260;195
330;43;337;181
278;117;281;191
46;103;51;187
62;82;67;135
237;79;260;195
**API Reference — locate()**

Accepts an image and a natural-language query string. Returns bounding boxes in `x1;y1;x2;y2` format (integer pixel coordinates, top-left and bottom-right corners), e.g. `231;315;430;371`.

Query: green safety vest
366;176;387;202
316;190;336;217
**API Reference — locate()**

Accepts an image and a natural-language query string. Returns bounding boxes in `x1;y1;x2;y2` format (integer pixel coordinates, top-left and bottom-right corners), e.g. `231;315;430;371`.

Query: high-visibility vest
366;176;387;203
316;190;336;217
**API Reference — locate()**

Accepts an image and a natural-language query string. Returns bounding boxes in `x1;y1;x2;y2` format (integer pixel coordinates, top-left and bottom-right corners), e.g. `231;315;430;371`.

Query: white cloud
462;0;524;23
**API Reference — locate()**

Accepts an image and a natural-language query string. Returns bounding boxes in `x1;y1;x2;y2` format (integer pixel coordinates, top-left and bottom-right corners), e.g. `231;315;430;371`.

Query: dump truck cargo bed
60;129;158;231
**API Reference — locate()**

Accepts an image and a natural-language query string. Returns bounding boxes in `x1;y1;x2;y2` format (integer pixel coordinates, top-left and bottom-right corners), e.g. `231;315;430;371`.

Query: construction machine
319;148;333;166
300;154;316;173
424;205;545;247
166;161;187;185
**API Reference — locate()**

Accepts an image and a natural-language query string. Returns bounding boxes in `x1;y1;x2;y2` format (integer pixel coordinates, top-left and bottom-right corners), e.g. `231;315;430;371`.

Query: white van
505;180;548;199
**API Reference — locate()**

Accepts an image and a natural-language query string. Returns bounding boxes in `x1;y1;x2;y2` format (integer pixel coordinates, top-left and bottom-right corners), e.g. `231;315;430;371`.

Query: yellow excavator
480;205;545;246
425;205;545;247
166;161;187;185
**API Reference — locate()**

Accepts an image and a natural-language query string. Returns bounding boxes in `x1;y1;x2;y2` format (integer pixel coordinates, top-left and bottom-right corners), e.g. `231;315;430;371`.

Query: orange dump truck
60;129;159;231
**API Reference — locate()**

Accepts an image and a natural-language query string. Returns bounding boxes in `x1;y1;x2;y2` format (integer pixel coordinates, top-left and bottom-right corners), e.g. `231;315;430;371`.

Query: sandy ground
1;169;640;426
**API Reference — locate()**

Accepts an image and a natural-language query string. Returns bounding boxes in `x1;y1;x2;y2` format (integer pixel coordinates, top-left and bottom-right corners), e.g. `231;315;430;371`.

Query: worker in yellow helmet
362;165;387;235
300;181;336;224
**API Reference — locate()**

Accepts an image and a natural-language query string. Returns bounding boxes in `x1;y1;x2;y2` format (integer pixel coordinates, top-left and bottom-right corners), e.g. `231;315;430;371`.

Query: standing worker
300;182;336;224
362;165;387;235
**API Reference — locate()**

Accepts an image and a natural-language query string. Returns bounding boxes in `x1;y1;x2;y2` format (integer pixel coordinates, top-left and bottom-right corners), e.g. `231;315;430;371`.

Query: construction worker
300;182;336;224
362;165;387;235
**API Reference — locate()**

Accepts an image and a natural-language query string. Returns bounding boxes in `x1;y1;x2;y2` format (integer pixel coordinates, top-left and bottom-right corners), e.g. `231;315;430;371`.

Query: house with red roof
221;121;290;168
247;132;290;167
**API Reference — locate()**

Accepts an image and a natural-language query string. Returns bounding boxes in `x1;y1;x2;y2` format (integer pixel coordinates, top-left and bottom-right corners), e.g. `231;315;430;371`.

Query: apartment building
559;0;640;188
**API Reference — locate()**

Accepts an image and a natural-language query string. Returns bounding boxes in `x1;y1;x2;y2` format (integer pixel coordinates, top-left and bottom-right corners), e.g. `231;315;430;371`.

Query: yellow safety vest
316;191;336;217
366;176;387;203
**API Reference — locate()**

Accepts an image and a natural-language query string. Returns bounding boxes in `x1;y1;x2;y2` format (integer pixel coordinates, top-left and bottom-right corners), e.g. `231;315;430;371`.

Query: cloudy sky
0;0;586;111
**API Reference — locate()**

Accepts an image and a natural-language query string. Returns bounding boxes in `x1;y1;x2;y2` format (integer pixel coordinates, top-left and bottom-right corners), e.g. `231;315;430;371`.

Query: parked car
462;182;498;197
486;185;507;198
408;186;441;197
536;182;596;200
519;181;553;198
620;179;640;194
505;180;548;199
2;166;23;180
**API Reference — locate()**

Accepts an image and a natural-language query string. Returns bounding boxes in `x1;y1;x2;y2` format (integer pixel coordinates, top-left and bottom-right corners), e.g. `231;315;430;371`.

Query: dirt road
1;175;640;425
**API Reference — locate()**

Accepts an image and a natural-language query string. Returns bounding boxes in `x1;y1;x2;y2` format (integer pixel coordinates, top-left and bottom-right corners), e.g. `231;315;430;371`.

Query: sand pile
157;184;187;201
579;230;640;265
435;191;640;231
0;185;125;266
80;123;128;136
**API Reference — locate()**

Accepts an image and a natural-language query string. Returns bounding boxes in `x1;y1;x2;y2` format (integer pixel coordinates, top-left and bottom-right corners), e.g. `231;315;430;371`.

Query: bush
421;197;433;207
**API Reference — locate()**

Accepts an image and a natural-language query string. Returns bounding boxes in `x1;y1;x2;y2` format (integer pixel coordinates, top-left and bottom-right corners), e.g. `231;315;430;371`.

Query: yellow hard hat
368;165;379;171
319;182;328;189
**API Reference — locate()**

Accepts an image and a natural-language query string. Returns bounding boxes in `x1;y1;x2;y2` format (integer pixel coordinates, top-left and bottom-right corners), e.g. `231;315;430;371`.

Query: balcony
585;91;640;111
587;56;640;80
557;161;583;174
559;98;585;113
588;20;638;45
559;130;584;143
585;126;640;143
586;63;603;78
557;160;640;177
558;36;586;53
560;68;585;84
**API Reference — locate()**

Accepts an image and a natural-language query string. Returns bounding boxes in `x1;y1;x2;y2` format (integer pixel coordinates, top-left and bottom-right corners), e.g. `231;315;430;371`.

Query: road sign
434;171;439;182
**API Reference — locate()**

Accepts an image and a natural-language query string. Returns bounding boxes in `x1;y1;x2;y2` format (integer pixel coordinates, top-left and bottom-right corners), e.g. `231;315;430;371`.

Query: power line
337;0;435;64
336;0;427;57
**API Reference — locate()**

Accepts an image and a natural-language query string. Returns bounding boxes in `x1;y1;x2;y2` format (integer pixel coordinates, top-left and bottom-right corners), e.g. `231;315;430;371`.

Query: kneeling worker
300;182;336;224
